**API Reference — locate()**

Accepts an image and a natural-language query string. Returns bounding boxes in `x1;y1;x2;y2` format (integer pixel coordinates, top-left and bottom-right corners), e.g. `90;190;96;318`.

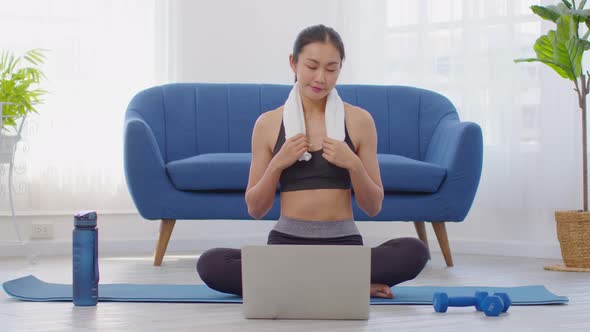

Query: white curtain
0;0;158;214
336;0;584;241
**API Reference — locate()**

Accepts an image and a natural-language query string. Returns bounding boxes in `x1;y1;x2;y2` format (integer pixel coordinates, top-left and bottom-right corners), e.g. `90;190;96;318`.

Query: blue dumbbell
494;293;512;312
433;291;490;313
478;292;512;315
478;295;506;317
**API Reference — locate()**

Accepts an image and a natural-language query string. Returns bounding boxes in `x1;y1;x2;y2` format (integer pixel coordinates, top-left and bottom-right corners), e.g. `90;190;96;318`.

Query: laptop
241;244;371;320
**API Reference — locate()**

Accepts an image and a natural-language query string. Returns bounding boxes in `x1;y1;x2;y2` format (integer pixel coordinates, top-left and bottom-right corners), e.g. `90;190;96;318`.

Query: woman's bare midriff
280;188;354;221
266;104;359;222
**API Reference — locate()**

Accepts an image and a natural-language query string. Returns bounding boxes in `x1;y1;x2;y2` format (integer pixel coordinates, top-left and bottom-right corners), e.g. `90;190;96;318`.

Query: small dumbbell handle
447;296;478;307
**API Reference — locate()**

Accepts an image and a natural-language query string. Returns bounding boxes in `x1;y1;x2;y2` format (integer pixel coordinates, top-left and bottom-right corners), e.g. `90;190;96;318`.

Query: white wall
0;211;562;260
168;0;342;84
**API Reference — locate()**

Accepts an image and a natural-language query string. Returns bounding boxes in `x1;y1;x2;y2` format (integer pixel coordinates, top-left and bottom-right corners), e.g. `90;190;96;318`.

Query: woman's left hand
321;137;360;170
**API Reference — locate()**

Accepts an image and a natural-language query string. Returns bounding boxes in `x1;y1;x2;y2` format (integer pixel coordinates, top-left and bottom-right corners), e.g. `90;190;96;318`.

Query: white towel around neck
283;82;345;161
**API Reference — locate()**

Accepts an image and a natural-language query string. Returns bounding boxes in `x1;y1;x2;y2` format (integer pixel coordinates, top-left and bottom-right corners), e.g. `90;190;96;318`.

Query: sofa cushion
167;153;252;191
378;154;446;193
166;153;446;193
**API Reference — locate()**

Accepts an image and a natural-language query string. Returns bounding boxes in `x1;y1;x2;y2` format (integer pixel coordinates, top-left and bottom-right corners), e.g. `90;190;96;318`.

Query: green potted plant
515;0;590;271
0;49;48;162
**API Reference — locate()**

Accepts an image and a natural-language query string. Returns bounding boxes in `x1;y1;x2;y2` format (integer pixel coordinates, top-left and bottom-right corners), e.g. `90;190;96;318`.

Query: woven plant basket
554;210;590;268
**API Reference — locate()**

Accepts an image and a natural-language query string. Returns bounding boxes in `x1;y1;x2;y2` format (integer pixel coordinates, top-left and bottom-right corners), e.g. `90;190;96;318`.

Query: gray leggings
196;230;429;297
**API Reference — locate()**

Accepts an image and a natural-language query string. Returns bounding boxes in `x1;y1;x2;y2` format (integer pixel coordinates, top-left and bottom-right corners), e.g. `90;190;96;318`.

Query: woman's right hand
271;133;310;170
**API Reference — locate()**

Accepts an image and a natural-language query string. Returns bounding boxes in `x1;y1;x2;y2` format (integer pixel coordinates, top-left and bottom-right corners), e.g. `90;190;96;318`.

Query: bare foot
370;283;394;299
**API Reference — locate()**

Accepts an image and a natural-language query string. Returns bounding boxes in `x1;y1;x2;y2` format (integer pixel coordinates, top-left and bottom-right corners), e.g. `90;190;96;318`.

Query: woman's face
290;41;342;101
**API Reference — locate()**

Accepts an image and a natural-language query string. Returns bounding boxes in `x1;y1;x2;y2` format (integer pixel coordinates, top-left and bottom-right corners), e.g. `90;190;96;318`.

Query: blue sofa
123;83;483;266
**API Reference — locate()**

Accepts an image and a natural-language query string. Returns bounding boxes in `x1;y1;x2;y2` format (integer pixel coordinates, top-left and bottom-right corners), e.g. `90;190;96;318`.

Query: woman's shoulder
252;106;284;152
343;102;374;126
343;102;376;151
254;106;283;130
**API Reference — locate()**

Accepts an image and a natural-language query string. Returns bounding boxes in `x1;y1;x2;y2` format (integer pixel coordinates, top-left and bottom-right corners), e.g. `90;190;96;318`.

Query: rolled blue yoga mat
2;275;569;305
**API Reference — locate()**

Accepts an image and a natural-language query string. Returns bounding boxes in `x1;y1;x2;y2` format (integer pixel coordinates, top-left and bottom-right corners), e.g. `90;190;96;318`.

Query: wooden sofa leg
432;222;454;267
154;219;176;266
413;221;431;260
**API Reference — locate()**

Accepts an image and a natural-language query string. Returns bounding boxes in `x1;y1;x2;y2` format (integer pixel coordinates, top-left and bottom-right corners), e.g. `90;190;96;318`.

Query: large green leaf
513;56;571;79
565;37;585;77
553;15;584;79
532;5;563;22
532;33;571;78
515;16;585;81
534;2;590;23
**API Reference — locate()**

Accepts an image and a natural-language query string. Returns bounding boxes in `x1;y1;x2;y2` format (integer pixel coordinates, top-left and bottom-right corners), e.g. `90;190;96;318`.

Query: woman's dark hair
292;24;345;82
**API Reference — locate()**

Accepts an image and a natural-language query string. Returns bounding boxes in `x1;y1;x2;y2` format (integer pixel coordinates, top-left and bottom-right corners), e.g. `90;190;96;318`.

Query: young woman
197;24;429;299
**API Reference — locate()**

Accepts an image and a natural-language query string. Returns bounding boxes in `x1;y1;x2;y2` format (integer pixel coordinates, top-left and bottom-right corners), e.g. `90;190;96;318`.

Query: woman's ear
289;54;296;73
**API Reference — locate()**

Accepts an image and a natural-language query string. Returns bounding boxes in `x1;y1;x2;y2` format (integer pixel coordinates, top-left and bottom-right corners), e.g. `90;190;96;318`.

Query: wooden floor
0;252;588;331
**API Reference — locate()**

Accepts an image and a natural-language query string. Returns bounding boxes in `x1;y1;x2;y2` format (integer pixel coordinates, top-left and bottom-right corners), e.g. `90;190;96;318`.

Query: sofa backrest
126;83;459;163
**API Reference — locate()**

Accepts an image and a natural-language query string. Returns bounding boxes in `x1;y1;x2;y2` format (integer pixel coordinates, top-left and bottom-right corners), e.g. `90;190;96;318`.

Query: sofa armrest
424;118;482;169
424;118;483;220
124;110;175;219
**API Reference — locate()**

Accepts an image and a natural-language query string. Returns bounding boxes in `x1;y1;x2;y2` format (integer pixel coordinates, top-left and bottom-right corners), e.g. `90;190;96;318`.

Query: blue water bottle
73;210;99;306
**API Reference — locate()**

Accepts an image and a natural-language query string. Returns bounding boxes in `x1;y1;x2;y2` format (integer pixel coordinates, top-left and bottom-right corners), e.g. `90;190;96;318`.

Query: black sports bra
273;120;356;192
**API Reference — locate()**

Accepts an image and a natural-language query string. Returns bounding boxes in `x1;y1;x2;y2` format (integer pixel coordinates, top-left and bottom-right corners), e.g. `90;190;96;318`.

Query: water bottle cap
74;210;97;228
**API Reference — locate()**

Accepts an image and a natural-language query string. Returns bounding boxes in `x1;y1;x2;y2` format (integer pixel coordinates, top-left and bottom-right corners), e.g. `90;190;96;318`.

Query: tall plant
515;0;590;211
0;49;48;133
